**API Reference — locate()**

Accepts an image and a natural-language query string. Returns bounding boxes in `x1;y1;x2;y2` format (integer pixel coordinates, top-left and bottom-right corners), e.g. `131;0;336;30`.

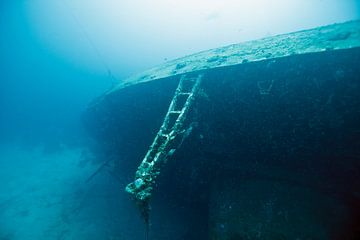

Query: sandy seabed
0;144;143;240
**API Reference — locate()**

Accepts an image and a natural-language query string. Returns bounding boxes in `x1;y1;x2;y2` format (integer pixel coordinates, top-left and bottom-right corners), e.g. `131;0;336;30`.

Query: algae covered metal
85;20;360;239
109;20;360;91
125;74;203;221
119;20;360;203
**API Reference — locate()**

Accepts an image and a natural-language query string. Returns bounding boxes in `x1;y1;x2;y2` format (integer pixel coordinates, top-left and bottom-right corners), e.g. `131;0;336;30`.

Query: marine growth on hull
85;21;360;239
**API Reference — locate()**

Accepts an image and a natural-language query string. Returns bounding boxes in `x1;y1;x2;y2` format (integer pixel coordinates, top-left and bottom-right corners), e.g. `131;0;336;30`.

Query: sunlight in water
25;0;359;75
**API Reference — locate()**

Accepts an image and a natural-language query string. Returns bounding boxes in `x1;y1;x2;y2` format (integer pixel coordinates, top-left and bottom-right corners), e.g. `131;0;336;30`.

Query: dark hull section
84;47;360;239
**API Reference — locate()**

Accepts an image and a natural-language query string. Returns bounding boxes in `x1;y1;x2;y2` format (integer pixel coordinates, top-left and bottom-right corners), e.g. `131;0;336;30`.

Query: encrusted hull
84;21;360;239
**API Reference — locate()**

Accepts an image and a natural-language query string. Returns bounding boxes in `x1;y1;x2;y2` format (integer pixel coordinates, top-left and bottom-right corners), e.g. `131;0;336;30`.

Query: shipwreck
84;21;360;239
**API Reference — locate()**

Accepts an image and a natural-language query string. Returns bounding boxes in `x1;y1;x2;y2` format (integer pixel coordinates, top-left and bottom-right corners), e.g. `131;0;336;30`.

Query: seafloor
0;144;146;240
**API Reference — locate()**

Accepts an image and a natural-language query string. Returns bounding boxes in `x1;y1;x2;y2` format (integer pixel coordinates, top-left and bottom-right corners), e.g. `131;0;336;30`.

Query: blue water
0;2;142;240
1;1;360;240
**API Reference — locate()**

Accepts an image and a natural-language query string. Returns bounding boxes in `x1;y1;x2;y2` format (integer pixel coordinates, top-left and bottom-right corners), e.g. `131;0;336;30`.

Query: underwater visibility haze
1;1;360;239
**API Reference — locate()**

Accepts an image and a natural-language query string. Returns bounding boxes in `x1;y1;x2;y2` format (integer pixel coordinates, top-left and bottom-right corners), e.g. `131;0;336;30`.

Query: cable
60;0;117;81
